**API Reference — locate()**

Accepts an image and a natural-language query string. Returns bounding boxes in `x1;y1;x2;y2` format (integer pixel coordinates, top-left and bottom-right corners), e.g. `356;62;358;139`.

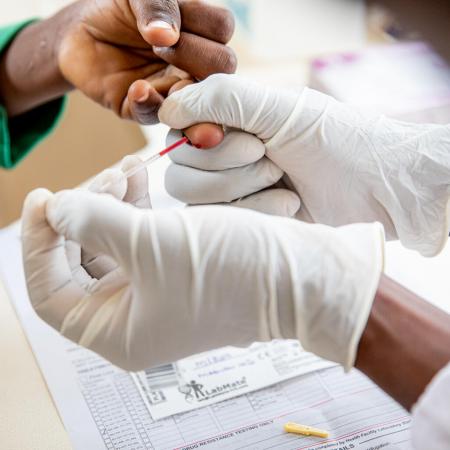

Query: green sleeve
0;20;67;169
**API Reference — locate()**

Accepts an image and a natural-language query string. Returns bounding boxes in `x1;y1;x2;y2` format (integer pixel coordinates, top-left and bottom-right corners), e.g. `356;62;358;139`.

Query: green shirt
0;20;66;169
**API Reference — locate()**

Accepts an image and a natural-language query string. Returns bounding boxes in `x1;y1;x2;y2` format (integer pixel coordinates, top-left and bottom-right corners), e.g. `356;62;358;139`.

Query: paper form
0;223;412;450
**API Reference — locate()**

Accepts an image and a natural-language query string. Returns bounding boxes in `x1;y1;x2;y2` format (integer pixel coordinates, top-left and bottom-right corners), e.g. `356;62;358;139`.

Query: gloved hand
22;185;384;372
21;154;151;327
159;74;450;257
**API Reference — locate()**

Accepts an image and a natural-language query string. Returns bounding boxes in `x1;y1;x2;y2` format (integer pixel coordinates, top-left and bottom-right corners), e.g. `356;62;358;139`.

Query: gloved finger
65;240;97;290
84;168;127;278
224;188;301;217
168;80;225;149
167;128;264;170
121;155;152;209
21;189;85;330
46;191;143;272
130;0;180;47
165;157;283;204
178;0;234;44
153;32;237;81
88;168;128;198
83;156;150;279
88;156;149;205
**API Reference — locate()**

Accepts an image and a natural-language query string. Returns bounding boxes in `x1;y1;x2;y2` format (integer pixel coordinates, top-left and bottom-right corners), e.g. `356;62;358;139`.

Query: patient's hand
0;0;235;125
59;0;236;124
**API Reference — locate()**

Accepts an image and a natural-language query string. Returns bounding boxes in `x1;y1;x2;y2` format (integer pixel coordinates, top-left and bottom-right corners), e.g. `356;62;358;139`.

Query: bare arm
355;274;450;410
0;8;75;117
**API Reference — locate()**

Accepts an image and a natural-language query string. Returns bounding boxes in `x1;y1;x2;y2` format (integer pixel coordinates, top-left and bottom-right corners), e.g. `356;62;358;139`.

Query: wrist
0;4;81;117
51;1;87;86
276;222;384;369
356;275;450;410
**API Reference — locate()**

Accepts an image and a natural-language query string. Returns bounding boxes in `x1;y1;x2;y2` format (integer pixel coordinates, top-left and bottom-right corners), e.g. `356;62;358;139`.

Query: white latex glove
159;74;450;257
412;361;450;449
22;185;384;372
78;155;151;280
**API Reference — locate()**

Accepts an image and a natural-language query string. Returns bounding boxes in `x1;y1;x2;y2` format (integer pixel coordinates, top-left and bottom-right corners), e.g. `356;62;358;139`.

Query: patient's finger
179;1;235;44
130;0;180;47
126;80;166;125
184;123;224;149
153;32;237;81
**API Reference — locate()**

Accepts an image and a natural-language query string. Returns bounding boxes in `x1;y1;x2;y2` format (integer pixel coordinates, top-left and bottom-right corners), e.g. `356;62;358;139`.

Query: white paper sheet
0;222;413;450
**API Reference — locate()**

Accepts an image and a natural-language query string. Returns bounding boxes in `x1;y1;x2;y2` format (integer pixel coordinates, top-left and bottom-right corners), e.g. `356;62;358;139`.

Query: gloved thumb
130;0;180;47
158;74;300;141
46;190;144;272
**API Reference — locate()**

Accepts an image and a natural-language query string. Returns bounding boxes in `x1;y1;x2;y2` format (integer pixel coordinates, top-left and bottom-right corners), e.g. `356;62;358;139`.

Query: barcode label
144;364;178;390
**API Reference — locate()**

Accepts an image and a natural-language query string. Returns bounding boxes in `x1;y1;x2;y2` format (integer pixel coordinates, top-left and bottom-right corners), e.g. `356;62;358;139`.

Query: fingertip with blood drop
183;123;225;149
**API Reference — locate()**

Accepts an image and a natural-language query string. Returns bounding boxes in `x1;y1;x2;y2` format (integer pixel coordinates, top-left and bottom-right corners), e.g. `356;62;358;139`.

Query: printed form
0;224;411;450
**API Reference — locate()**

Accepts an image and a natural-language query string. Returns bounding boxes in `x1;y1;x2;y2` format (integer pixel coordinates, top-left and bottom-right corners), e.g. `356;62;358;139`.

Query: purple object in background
310;42;450;124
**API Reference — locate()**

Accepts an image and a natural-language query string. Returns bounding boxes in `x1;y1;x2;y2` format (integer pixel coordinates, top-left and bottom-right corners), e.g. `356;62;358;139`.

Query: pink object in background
310;42;450;124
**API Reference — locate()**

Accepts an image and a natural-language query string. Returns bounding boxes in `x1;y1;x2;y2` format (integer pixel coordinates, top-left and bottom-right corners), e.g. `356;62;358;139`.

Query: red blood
184;123;224;149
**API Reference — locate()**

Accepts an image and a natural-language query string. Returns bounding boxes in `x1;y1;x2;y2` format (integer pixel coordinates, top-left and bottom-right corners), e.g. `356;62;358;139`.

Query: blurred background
1;0;449;225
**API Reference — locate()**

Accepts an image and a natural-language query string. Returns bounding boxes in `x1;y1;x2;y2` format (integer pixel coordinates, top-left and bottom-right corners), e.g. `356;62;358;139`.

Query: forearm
355;274;450;410
0;4;79;117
